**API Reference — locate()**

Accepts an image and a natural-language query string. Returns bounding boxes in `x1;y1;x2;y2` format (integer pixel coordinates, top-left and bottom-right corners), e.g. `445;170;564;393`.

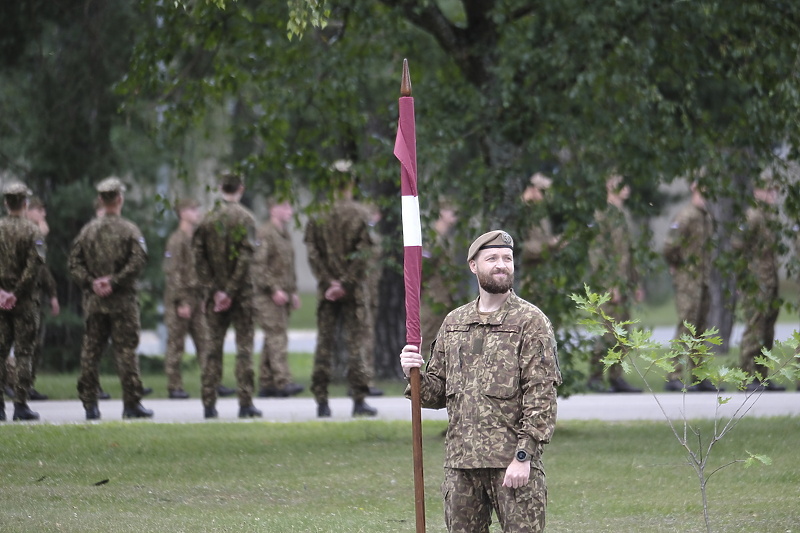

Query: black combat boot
317;401;331;418
204;405;218;419
609;377;642;393
238;404;263;418
28;388;49;401
168;389;190;399
217;385;236;397
85;403;101;420
122;403;154;419
0;402;5;421
352;400;378;417
13;402;40;421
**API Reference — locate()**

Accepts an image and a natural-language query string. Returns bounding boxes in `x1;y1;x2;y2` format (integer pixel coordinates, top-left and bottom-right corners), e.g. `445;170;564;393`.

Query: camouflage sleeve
339;219;374;287
68;230;93;291
252;225;276;293
192;224;214;300
517;321;561;452
40;264;57;299
662;215;686;268
223;214;255;298
304;219;334;285
173;233;195;306
14;230;45;298
111;228;148;290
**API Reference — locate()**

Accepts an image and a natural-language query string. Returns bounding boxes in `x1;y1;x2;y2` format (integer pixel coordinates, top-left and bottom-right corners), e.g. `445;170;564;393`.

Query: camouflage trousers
442;467;547;533
0;301;40;404
311;297;372;403
2;305;46;393
164;303;208;391
739;289;780;378
201;299;254;408
77;300;144;408
668;282;710;382
254;294;292;390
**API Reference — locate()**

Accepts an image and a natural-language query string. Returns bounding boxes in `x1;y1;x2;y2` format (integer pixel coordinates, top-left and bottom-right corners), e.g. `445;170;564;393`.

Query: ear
468;259;478;274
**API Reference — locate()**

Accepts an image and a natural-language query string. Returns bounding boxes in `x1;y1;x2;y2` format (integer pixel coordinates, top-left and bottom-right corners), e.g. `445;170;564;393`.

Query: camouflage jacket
410;292;562;469
68;214;147;312
663;202;713;292
589;204;638;299
0;214;45;300
303;199;374;297
253;220;297;296
734;205;779;294
163;227;200;308
521;217;556;268
192;200;256;302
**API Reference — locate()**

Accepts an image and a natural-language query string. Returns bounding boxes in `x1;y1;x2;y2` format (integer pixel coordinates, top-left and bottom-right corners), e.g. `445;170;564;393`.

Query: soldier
420;201;459;351
587;175;642;393
520;173;563;303
253;199;303;398
662;181;717;392
69;177;153;420
303;175;378;417
0;181;44;421
735;181;785;391
25;196;59;401
163;198;205;399
192;172;261;419
400;230;561;533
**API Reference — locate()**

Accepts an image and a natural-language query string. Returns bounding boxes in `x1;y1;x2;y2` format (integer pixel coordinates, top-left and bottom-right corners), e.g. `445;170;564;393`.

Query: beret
219;172;242;189
3;181;31;197
529;172;552;190
467;230;514;262
96;177;126;194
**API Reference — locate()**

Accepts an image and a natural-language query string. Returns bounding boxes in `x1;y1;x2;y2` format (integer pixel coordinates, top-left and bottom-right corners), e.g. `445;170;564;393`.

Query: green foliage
575;285;800;532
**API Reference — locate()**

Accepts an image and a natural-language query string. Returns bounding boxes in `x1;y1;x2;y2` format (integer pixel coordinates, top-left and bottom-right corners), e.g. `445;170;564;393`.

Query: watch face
516;450;528;461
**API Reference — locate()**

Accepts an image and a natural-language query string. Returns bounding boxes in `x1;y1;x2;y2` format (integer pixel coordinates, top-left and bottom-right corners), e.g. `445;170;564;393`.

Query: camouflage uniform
520;216;557;303
408;293;561;532
663;201;713;382
588;204;638;382
192;199;256;409
163;226;208;392
0;211;45;406
735;205;780;378
304;199;375;404
69;213;148;409
252;219;297;391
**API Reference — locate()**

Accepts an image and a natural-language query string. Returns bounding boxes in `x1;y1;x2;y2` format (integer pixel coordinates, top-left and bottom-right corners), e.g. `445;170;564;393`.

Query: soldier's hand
502;459;531;489
291;293;301;310
324;282;346;301
272;289;289;307
0;290;17;310
177;304;192;319
213;291;232;312
400;345;424;377
92;276;113;297
50;297;60;316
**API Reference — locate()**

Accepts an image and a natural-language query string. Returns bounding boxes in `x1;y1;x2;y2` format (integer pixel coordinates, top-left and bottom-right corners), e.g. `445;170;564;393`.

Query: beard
477;267;514;294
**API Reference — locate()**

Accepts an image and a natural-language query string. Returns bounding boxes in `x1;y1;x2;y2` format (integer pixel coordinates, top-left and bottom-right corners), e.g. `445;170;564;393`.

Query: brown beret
467;230;514;262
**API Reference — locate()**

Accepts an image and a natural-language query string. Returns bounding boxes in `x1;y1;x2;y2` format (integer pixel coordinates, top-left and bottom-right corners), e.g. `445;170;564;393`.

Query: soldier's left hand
0;290;17;310
502;459;531;489
50;297;60;316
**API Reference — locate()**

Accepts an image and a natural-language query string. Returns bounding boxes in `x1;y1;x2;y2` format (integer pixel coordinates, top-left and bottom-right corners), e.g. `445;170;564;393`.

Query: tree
123;0;800;392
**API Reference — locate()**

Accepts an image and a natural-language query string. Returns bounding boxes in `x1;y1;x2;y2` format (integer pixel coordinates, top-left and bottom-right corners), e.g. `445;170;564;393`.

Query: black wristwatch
515;449;530;462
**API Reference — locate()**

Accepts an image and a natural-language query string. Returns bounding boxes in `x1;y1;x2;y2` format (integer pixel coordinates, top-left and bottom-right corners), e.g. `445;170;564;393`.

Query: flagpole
396;58;426;533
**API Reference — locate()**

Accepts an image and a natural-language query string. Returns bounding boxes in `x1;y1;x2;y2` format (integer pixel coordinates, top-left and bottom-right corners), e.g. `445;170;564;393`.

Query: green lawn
0;418;798;532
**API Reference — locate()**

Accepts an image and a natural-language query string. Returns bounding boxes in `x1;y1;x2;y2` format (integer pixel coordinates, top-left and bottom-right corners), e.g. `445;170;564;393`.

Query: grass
0;418;798;532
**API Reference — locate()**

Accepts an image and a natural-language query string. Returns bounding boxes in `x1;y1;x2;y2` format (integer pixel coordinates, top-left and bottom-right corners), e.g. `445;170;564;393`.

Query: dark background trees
2;0;799;391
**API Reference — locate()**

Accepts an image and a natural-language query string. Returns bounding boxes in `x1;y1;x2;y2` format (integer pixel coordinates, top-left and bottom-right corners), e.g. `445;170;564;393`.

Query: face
180;205;202;225
27;206;46;224
522;185;544;204
272;201;293;223
470;248;515;294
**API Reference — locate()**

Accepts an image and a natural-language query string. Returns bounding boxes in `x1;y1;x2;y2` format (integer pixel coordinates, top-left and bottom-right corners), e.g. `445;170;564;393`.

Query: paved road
13;391;800;425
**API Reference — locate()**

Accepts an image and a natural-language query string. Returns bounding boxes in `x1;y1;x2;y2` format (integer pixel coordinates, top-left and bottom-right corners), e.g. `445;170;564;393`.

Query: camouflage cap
2;181;32;197
467;230;514;262
96;177;126;194
529;172;552;190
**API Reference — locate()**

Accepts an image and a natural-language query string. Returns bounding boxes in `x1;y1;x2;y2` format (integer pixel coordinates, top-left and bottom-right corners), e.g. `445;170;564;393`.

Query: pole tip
401;58;412;97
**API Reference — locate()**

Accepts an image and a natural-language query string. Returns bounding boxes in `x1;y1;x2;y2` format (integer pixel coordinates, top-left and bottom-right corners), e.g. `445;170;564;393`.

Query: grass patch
0;418;798;532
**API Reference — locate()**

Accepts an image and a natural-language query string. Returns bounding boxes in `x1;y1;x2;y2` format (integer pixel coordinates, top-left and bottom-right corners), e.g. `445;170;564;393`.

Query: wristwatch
515;449;530;462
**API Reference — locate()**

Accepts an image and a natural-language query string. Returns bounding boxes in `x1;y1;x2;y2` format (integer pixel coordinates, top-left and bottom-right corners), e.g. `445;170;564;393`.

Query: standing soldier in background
163;198;206;399
420;200;459;351
253;198;303;398
663;181;717;392
304;171;378;418
520;173;563;304
192;172;261;419
587;175;642;393
735;180;785;391
69;177;153;420
0;182;44;421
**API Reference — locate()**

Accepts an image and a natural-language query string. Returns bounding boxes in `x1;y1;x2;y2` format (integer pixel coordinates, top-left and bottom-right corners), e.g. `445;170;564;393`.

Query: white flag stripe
401;195;422;246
